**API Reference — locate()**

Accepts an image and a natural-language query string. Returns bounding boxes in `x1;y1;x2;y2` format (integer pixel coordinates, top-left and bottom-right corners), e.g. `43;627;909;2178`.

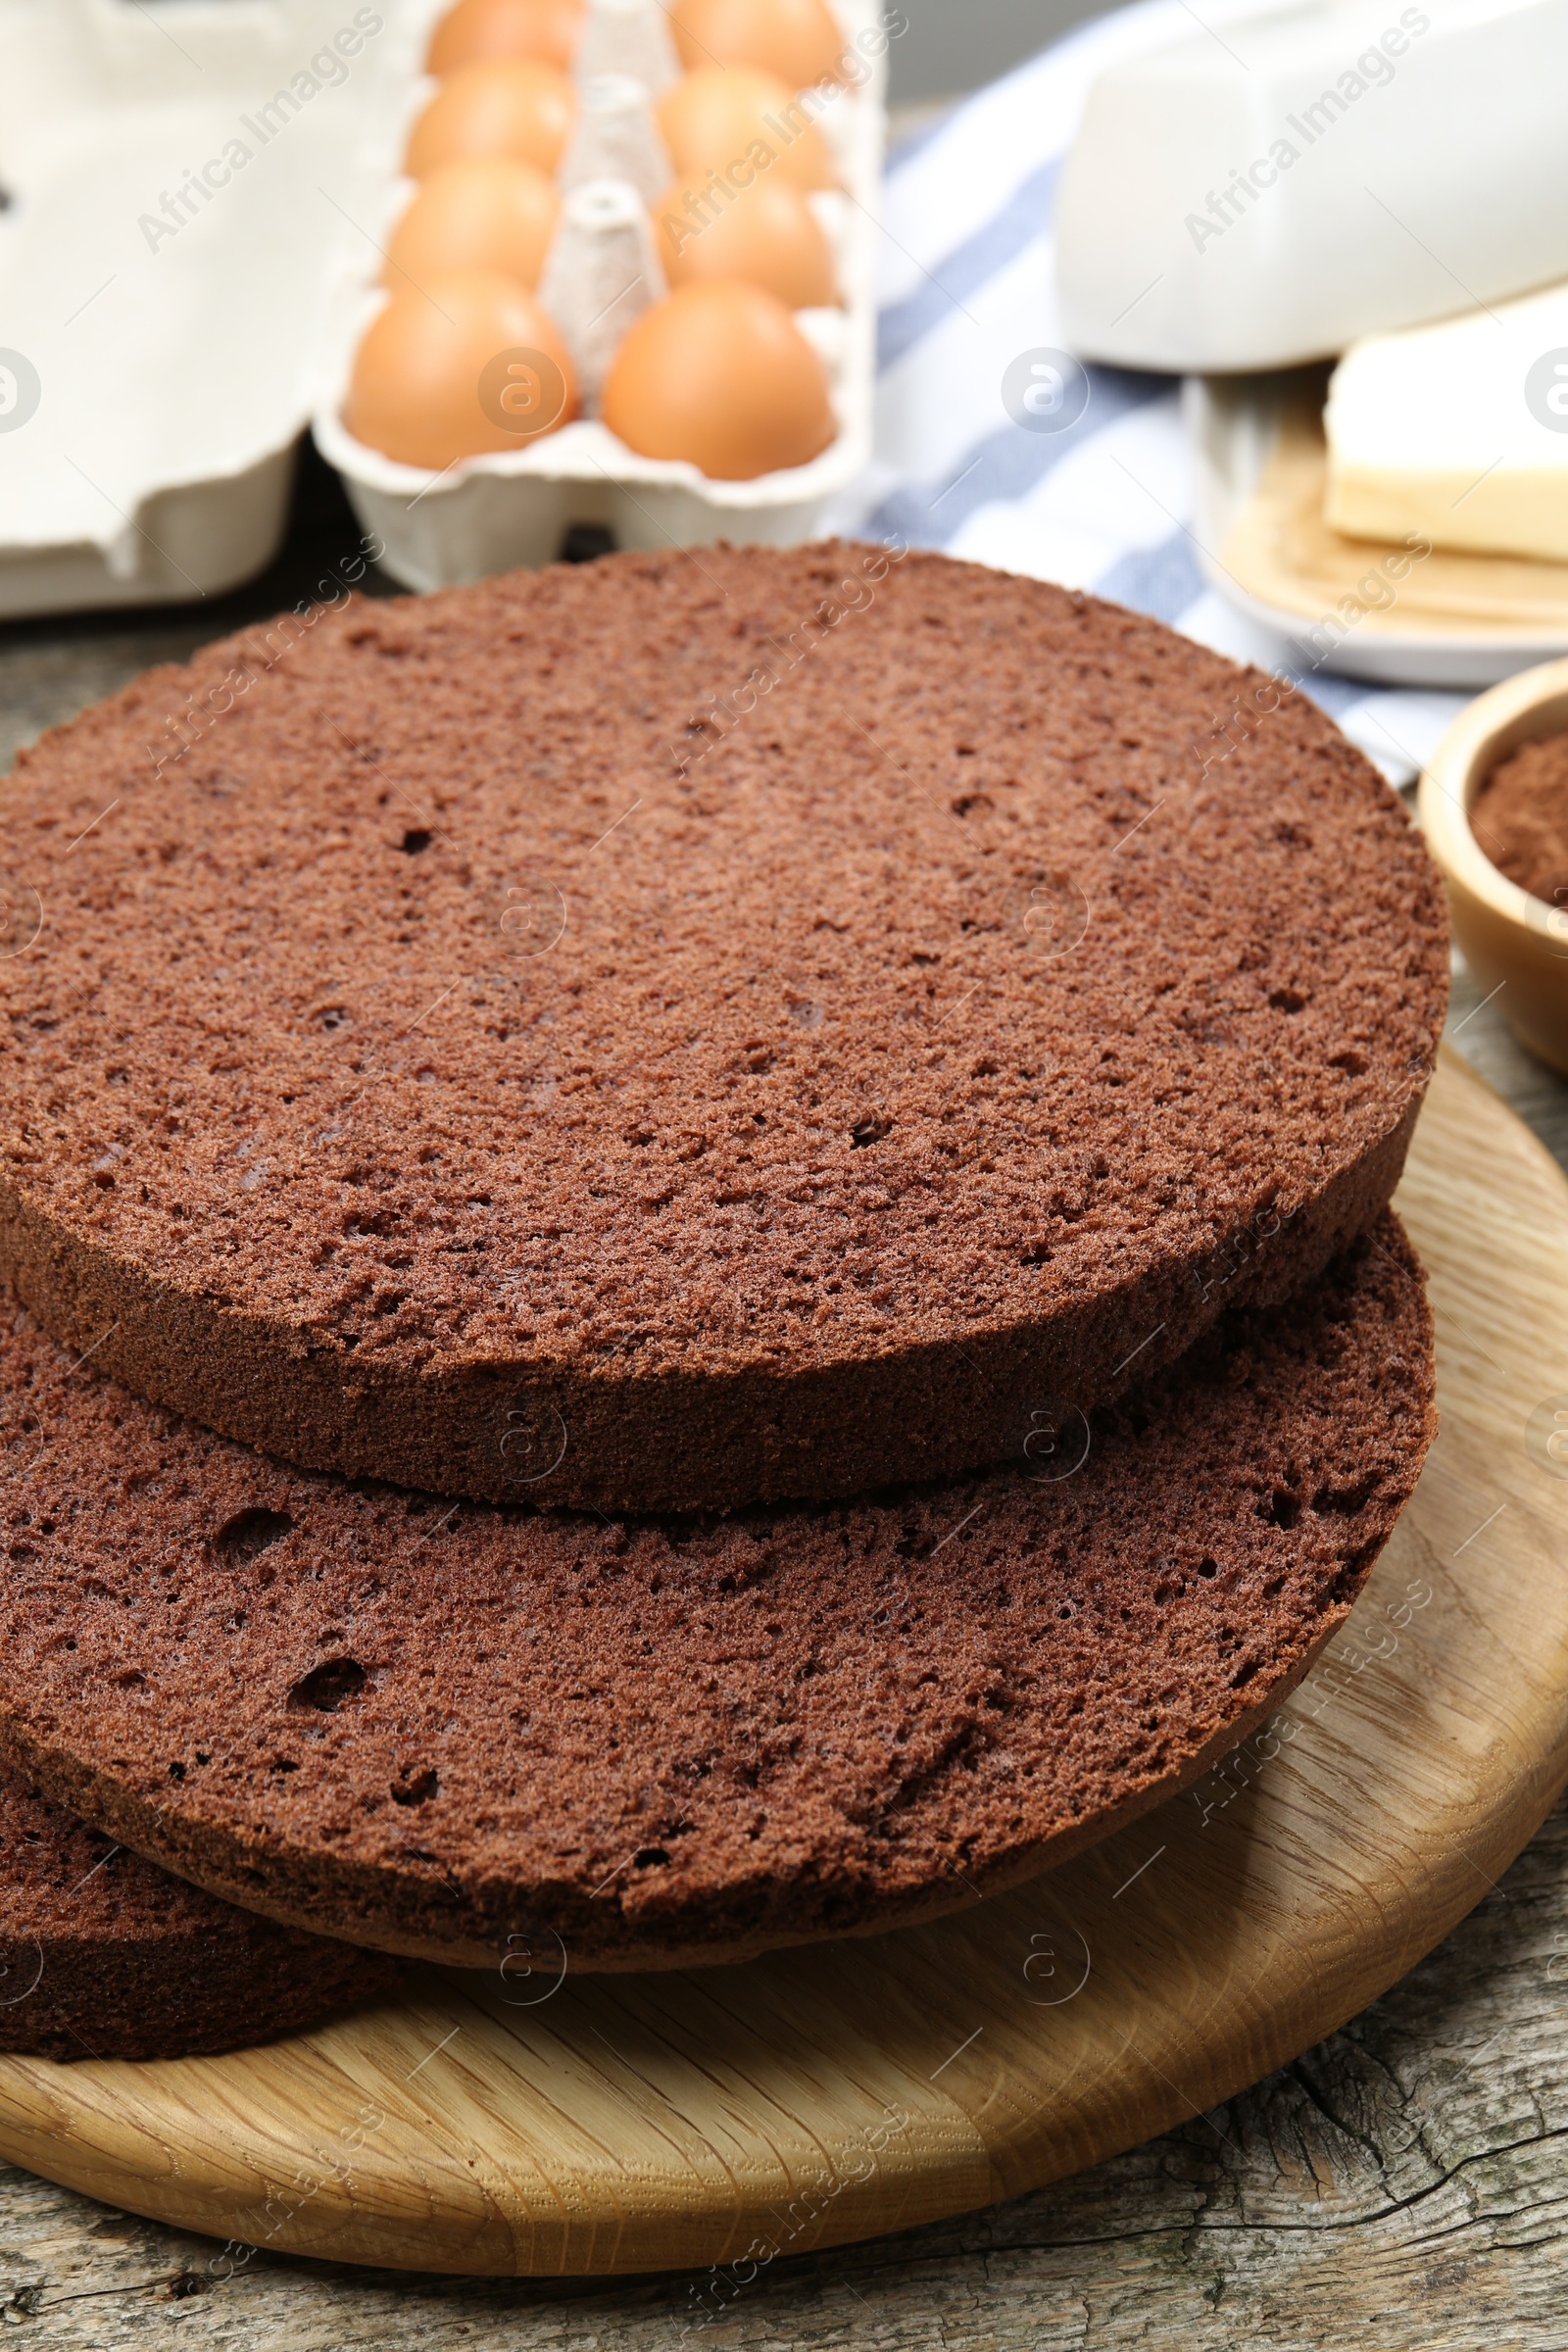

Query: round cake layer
0;1764;396;2062
0;1216;1435;1971
0;544;1446;1512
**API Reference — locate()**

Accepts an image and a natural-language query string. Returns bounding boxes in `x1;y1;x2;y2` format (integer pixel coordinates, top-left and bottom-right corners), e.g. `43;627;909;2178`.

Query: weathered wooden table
1;469;1566;2348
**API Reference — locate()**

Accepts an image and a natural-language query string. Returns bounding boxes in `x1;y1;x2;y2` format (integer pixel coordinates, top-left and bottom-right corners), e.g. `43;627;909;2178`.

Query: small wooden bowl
1419;657;1568;1078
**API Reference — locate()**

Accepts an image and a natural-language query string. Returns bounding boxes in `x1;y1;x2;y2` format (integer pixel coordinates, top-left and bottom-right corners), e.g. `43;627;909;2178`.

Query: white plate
1185;372;1568;691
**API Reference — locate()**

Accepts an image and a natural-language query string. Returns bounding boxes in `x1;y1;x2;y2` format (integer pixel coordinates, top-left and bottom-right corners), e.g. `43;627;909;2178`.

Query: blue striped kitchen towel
824;0;1469;788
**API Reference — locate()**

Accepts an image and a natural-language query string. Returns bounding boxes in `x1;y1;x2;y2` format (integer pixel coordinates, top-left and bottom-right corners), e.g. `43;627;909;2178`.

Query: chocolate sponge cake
0;545;1444;1513
0;1764;397;2061
0;1216;1435;1971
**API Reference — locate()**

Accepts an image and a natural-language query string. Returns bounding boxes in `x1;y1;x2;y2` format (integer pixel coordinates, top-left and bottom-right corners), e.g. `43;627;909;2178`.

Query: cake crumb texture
0;1214;1436;1970
0;1763;397;2060
0;544;1446;1510
1471;728;1568;906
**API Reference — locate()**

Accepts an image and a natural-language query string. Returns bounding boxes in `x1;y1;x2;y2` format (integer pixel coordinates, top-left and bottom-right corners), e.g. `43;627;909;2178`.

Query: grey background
154;0;1107;107
886;0;1115;100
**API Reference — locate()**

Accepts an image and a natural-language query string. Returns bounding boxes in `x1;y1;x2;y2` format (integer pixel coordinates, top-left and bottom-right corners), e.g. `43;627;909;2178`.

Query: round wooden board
0;1046;1564;2280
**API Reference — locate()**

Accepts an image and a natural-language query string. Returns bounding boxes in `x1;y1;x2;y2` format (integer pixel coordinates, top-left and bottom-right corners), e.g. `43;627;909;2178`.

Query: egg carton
311;0;888;587
0;0;411;618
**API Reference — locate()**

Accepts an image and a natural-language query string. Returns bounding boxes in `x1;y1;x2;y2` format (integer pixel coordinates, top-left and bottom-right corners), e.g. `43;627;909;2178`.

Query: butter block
1325;280;1568;562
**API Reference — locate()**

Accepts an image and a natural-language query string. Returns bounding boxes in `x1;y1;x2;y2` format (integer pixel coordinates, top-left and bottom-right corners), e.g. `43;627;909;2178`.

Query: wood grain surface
0;1045;1561;2295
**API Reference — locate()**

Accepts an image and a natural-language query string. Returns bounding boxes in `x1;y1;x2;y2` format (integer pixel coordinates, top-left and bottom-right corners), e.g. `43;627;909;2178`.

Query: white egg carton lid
0;0;411;620
311;0;887;588
1057;0;1568;374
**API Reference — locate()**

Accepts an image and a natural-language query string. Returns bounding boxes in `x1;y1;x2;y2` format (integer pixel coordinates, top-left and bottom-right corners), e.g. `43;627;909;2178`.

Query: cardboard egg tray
0;0;407;618
312;0;888;588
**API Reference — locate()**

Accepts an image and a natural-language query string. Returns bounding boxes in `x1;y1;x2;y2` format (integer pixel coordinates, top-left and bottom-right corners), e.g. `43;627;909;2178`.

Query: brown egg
426;0;582;74
386;156;561;292
654;173;836;308
344;269;578;467
657;65;836;194
601;280;835;478
670;0;845;89
405;59;576;179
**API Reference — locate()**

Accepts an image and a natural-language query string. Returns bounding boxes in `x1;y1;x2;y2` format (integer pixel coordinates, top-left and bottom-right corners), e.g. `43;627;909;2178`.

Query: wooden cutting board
0;1046;1563;2281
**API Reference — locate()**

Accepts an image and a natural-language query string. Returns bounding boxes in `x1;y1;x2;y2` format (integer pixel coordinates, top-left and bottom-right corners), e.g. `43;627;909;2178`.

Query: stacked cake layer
0;547;1442;1511
0;1218;1431;1970
0;1764;395;2061
0;546;1447;2032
